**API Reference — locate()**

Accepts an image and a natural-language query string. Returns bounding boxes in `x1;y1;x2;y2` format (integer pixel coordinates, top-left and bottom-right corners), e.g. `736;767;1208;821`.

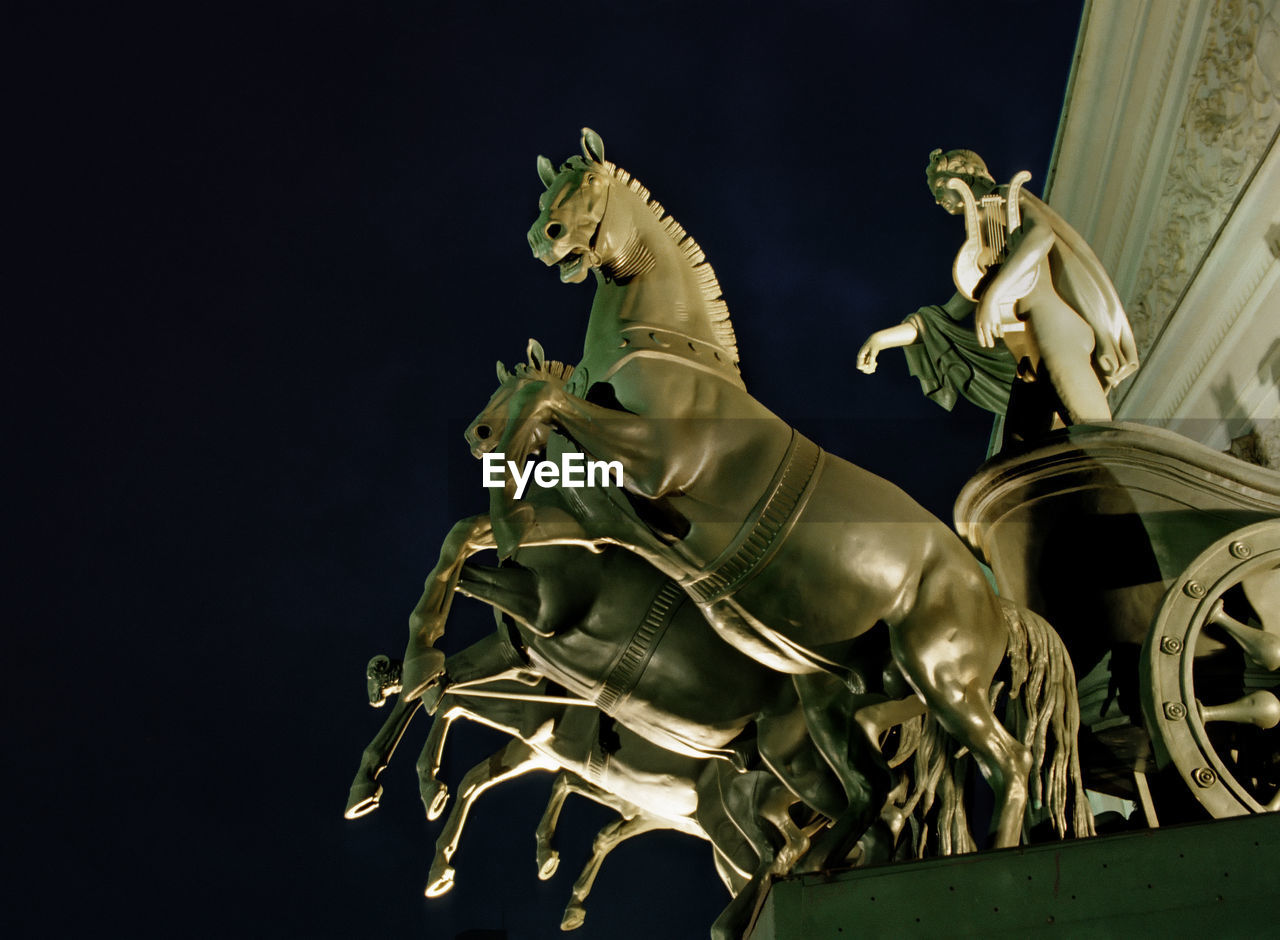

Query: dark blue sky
13;2;1085;936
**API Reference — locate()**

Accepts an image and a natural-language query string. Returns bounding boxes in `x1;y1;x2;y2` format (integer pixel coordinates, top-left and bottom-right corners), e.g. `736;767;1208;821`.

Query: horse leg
560;812;667;931
827;772;915;868
536;769;660;884
909;679;1029;848
691;771;759;892
855;695;927;747
793;674;895;849
756;693;848;820
753;778;813;873
891;589;1031;849
533;771;573;879
456;562;541;628
793;695;927;869
401;515;495;700
403;508;644;700
425;738;554;896
710;845;750;896
413;633;556;821
711;773;813;940
344;696;421;819
415;704;462;820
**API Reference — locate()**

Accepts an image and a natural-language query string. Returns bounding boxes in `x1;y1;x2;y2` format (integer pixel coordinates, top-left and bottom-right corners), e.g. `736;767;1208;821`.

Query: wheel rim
1144;519;1280;816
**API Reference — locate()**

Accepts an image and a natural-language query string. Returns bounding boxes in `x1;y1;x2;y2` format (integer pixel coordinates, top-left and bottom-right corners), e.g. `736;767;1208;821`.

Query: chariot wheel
1144;519;1280;817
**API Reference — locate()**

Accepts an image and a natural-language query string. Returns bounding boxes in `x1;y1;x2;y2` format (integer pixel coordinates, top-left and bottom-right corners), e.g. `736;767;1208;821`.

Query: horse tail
997;597;1095;839
892;598;1094;854
895;713;976;857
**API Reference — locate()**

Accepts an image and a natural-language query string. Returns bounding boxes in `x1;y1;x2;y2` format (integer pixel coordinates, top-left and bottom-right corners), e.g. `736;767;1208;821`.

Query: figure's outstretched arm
856;322;921;374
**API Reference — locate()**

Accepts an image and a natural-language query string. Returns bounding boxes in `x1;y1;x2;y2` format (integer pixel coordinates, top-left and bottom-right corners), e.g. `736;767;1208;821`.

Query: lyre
949;170;1036;332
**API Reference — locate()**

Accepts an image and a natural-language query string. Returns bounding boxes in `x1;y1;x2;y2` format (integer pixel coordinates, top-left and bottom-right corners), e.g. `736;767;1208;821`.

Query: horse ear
537;155;556;188
580;127;605;164
527;338;546;371
496;360;511;384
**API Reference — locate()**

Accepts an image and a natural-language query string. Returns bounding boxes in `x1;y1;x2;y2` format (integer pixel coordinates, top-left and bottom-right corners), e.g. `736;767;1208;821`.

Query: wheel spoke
1198;690;1280;729
1208;599;1280;672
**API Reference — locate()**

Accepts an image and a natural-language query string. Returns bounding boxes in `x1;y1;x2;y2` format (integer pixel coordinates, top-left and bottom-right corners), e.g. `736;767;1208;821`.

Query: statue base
747;812;1280;937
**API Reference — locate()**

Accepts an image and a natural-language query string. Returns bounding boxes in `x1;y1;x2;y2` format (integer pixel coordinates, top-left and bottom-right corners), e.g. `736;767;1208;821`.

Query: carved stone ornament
1129;0;1280;356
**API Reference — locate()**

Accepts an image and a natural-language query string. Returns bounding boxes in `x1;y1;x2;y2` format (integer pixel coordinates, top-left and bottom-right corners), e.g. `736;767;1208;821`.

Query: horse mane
598;159;740;366
514;359;575;384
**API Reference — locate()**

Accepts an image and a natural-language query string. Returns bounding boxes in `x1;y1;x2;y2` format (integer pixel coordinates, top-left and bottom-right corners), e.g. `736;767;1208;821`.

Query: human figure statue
857;148;1138;435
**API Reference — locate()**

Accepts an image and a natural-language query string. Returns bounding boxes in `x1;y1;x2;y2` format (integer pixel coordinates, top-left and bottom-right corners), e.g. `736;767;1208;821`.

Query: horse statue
348;535;905;856
462;342;1092;848
351;640;819;939
395;127;1094;850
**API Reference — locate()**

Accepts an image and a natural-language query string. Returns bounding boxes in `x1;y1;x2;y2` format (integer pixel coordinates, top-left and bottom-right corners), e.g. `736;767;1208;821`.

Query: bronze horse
353;635;818;939
350;533;889;841
432;128;1093;848
420;682;816;939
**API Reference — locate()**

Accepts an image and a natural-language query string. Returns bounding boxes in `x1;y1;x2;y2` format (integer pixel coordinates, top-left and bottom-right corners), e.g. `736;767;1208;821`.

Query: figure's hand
975;296;1005;348
855;321;921;372
856;335;882;374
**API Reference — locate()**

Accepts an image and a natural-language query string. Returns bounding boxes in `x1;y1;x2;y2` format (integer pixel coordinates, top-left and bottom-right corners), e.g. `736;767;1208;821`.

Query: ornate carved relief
1129;0;1280;355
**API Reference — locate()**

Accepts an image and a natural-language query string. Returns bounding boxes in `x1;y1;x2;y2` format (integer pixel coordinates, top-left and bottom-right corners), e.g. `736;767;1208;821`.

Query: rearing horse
399;129;1089;849
466;343;1091;848
447;128;1092;849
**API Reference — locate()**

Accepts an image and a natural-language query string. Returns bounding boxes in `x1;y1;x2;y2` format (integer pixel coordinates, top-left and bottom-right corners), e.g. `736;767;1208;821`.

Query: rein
448;687;597;706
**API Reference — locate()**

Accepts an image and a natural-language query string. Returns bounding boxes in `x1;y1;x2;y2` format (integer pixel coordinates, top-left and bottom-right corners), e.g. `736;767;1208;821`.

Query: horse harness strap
595;578;686;716
598;324;746;390
683;431;824;605
585;737;610;786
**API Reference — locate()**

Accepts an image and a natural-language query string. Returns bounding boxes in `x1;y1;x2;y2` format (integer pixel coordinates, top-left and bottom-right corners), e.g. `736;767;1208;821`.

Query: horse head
528;128;611;283
466;338;573;466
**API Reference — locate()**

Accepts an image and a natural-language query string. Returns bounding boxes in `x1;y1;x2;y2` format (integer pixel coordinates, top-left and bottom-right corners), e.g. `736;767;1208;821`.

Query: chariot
956;422;1280;823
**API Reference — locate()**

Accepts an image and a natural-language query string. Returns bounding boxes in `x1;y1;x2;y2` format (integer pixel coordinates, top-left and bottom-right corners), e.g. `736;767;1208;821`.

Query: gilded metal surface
411;637;820;938
339;124;1280;937
591;578;684;716
452;130;1092;855
340;129;1169;939
681;431;822;605
350;532;883;934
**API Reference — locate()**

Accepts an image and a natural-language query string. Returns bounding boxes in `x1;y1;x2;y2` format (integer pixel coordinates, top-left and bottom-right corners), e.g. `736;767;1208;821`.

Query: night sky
14;2;1086;936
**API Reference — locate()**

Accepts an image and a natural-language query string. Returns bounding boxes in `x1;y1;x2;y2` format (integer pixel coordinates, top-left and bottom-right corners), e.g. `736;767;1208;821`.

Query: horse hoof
560;904;585;931
425;786;450;821
425;864;456;898
344;780;383;819
538;850;560;880
778;836;811;871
